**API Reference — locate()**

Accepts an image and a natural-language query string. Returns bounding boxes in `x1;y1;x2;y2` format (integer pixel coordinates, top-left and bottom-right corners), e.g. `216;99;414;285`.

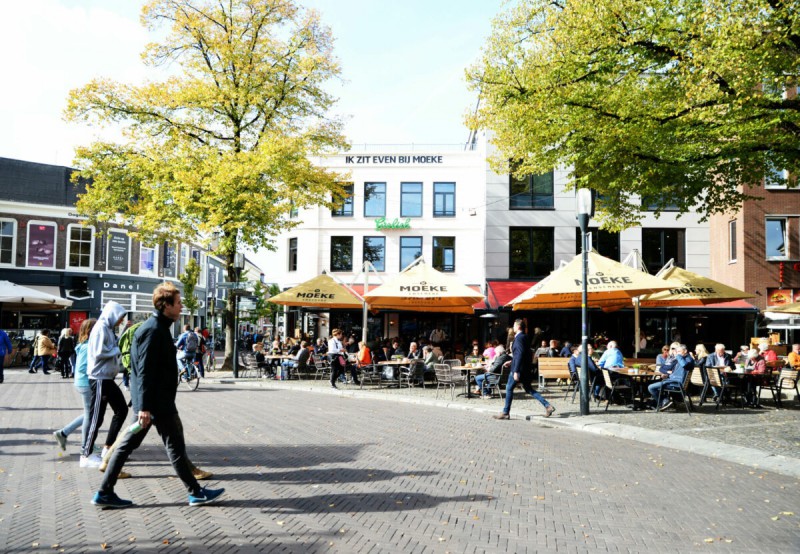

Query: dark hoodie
130;310;180;415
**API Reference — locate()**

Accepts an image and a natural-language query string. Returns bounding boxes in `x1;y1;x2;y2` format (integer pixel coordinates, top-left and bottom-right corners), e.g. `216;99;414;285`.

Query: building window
332;184;354;216
641;193;680;211
764;164;791;189
433;237;455;272
330;236;353;272
289;201;298;219
510;169;554;209
641;228;685;273
364;182;386;217
509;227;554;278
363;236;385;272
433;183;456;217
65;224;94;270
139;243;158;276
765;218;788;259
0;218;17;266
400;236;423;270
162;241;177;278
26;221;57;269
728;220;737;263
574;228;620;261
179;244;190;275
288;238;298;271
400;182;423;217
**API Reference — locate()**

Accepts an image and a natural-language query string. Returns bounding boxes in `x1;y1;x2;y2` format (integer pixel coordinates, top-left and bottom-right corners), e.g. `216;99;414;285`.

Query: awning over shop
485;280;537;310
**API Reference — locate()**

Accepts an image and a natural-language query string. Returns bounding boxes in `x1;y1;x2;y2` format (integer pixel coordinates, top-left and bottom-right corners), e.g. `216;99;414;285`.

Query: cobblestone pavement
1;370;799;553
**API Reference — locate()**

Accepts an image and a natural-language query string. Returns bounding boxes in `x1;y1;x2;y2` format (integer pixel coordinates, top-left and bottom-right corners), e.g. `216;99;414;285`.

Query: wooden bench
537;357;571;390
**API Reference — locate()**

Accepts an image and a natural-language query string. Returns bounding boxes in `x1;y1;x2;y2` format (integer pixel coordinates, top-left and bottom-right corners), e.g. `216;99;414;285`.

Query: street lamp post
232;252;245;378
576;188;595;416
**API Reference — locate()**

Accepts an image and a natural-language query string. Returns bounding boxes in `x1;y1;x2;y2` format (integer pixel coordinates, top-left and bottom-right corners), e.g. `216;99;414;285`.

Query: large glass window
288;238;297;271
330;236;353;271
400;236;423;270
510;170;554;209
139;243;158;276
764;164;791;189
401;182;423;217
433;237;455;272
364;182;386;217
0;218;17;266
509;227;554;278
332;183;354;216
363;236;385;272
433;183;455;217
765;218;788;259
642;193;680;211
641;228;685;273
728;220;737;263
574;228;620;261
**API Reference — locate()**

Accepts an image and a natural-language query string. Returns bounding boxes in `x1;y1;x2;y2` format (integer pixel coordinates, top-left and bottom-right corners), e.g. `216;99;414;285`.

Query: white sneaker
80;454;102;468
100;447;109;458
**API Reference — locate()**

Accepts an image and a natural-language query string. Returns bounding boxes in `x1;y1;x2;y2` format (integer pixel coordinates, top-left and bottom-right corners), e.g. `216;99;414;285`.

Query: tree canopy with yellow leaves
66;0;348;369
468;0;800;230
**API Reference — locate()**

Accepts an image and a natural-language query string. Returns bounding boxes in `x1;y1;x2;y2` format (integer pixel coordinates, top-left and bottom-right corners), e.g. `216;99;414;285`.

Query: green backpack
119;322;144;372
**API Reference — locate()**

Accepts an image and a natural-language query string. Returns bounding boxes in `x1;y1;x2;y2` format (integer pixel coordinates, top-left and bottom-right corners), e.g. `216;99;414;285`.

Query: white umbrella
0;280;73;310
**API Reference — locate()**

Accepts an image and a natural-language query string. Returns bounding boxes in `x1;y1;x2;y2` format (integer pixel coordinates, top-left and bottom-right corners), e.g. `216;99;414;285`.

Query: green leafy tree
467;0;800;230
179;257;201;325
265;283;281;339
65;0;349;370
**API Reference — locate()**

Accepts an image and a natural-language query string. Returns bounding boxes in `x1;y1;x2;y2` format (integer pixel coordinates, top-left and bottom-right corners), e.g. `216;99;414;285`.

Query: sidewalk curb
204;377;800;479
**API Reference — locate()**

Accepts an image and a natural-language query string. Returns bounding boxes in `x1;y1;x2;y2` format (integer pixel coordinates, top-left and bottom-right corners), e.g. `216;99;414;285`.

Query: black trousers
99;412;200;496
82;379;128;457
329;355;345;385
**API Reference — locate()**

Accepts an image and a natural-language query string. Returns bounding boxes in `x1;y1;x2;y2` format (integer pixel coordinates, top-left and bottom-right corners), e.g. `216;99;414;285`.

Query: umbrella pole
362;262;369;345
634;298;640;357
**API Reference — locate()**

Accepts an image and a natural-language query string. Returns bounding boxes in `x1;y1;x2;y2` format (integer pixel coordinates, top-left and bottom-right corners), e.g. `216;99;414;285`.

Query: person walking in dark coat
493;319;555;420
91;281;224;509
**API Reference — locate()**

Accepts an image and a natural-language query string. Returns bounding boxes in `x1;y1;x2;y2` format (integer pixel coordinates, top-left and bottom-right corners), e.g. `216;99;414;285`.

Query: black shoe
28;369;35;374
330;383;337;389
657;400;673;411
43;370;51;375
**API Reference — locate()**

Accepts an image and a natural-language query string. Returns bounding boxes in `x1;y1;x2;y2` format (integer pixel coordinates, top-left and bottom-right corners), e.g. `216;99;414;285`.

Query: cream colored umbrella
363;261;484;314
267;273;364;309
637;263;754;307
507;251;673;310
0;280;73;310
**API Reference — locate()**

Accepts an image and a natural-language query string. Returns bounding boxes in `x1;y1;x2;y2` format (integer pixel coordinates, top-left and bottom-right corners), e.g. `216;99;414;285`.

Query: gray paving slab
0;370;798;553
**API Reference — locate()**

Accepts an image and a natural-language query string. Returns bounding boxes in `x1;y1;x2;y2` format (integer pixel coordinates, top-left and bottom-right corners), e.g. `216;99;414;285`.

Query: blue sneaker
188;486;225;506
91;491;133;509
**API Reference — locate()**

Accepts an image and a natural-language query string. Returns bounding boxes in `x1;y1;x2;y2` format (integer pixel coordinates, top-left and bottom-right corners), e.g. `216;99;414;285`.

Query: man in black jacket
91;282;224;509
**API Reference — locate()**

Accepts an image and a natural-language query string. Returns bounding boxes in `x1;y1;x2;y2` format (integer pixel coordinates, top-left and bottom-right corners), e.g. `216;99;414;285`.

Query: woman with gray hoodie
81;301;129;468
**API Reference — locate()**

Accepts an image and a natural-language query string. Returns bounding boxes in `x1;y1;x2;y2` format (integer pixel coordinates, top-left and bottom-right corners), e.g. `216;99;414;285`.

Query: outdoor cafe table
377;359;409;386
608;367;660;410
451;364;486;399
720;367;779;407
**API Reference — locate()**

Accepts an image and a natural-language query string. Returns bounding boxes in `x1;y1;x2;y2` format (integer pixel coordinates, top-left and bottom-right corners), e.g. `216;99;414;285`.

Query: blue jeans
503;373;550;415
60;386;92;446
648;379;681;405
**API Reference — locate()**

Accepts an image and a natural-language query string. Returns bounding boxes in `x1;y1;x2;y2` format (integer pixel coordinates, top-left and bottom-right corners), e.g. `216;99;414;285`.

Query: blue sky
0;0;504;166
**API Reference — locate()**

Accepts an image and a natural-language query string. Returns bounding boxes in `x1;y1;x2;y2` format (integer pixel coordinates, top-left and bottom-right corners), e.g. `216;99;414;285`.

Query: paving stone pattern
0;371;799;553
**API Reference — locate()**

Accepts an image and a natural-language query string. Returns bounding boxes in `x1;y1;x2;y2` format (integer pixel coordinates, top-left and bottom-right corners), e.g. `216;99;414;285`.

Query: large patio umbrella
363;261;484;314
0;280;73;310
507;251;673;310
267;273;364;309
637;263;754;307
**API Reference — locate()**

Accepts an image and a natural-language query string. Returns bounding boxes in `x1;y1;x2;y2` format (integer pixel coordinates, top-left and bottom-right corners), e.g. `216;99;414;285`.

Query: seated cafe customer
648;344;694;411
568;344;601;400
422;345;437;371
704;343;734;400
474;345;510;397
280;340;311;379
743;349;769;408
597;340;624;369
655;345;670;367
788;343;800;368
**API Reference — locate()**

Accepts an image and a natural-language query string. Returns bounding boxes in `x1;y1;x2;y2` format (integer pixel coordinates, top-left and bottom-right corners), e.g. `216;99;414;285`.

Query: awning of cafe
266;273;363;309
363;261;485;314
485;280;537;310
637;263;755;307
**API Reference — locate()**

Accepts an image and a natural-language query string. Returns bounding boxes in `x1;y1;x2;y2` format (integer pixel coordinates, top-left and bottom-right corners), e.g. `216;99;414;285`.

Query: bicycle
201;340;216;372
9;343;31;367
177;354;201;391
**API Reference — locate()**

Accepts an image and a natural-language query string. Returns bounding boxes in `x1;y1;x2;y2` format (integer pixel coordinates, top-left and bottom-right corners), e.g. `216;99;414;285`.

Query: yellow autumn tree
65;0;349;370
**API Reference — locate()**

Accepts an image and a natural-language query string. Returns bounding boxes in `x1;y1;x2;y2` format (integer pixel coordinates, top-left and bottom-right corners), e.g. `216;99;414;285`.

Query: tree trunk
221;251;237;372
